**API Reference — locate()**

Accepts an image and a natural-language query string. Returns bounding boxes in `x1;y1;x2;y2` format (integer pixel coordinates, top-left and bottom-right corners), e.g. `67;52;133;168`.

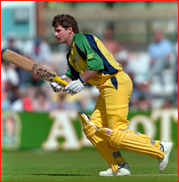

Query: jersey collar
72;34;77;45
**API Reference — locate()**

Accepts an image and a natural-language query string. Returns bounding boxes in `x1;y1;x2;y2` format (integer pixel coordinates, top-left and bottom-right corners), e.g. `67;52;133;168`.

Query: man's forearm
65;76;72;83
80;69;99;83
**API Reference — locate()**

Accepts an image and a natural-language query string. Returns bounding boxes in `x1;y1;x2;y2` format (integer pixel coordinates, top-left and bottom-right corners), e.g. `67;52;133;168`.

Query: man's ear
67;27;73;34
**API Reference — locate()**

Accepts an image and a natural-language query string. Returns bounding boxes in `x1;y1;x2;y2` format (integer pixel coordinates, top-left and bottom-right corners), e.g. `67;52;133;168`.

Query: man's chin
57;39;62;44
58;41;64;44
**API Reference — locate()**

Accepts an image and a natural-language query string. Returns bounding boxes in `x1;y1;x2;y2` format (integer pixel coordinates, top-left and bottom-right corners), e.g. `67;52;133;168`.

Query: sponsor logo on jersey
75;52;79;62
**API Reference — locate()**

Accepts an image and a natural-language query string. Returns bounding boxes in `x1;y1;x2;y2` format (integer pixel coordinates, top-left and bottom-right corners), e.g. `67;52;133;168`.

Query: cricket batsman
50;14;173;176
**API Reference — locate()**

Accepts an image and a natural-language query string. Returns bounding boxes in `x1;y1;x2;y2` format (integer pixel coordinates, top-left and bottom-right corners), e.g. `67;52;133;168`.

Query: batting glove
64;78;85;96
50;75;67;92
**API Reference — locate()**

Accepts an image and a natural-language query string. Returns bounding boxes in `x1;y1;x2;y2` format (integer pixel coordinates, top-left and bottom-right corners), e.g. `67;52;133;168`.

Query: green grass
1;148;178;181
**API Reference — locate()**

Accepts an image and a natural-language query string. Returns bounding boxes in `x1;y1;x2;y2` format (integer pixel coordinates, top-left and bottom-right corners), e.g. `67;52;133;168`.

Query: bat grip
53;75;68;86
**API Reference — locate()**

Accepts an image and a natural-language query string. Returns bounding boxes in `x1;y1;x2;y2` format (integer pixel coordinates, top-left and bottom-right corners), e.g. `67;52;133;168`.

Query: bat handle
53;75;68;86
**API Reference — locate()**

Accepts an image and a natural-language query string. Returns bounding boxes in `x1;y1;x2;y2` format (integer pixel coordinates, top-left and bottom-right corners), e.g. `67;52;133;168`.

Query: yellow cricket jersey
66;33;123;86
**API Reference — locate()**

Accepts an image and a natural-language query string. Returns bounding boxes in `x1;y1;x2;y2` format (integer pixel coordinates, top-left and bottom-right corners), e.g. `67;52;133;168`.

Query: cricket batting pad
95;128;164;159
78;112;118;172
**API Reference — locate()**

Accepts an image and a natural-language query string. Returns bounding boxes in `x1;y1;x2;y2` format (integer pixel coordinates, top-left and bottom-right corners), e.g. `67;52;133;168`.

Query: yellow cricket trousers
90;70;161;151
90;71;133;130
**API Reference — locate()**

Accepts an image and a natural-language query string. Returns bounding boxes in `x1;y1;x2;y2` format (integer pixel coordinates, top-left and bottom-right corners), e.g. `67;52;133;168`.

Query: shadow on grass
33;174;90;176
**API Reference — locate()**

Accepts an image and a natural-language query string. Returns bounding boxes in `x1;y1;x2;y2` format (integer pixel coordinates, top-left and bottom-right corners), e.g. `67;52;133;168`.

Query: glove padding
64;79;84;96
50;75;67;92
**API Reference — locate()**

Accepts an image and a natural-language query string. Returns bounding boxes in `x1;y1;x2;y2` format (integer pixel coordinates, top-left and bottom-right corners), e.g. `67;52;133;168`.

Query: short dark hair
52;14;79;34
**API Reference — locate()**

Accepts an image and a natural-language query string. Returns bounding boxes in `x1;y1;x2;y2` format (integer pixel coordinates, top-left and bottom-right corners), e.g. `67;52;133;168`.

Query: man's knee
78;112;97;139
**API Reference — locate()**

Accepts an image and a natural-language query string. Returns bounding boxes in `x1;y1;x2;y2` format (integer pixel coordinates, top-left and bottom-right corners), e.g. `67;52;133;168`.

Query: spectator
126;52;152;111
130;81;152;111
1;37;20;63
57;91;80;110
10;86;20;103
115;50;129;73
10;88;35;112
148;29;174;75
102;24;123;57
25;74;45;88
126;52;151;85
1;61;20;88
33;90;52;112
148;29;177;100
1;36;32;88
29;37;52;69
16;54;32;88
1;89;11;110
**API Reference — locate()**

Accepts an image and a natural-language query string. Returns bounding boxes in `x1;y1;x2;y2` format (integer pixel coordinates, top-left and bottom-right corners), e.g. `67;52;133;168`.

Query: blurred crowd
1;28;178;113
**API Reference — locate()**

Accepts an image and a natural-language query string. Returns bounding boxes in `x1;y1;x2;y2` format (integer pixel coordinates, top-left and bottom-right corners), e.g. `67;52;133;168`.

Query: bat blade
2;49;68;86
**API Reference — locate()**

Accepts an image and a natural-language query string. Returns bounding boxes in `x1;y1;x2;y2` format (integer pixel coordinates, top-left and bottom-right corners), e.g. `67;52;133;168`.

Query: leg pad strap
79;112;118;172
96;128;164;159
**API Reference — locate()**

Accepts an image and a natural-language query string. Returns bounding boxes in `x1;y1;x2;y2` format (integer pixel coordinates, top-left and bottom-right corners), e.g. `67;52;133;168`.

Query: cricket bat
2;49;68;86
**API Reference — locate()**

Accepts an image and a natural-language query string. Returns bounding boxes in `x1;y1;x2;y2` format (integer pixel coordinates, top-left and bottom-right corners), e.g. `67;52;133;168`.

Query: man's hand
50;75;67;92
64;79;84;96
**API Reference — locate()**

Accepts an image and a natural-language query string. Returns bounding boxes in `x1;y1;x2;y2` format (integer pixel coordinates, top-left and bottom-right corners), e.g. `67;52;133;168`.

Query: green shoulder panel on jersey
75;33;119;75
74;33;104;71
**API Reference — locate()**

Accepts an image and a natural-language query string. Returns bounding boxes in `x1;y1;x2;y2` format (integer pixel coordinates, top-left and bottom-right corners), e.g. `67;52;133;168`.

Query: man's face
104;28;113;40
154;30;163;43
54;25;71;44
